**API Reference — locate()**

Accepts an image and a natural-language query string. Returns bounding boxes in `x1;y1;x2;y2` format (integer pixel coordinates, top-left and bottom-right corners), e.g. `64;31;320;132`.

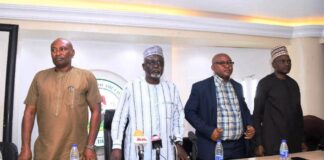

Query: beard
150;73;161;78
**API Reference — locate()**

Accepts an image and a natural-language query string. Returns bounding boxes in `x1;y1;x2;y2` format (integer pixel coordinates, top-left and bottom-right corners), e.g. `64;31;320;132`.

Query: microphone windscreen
133;130;148;145
151;135;162;149
151;135;161;141
134;130;144;136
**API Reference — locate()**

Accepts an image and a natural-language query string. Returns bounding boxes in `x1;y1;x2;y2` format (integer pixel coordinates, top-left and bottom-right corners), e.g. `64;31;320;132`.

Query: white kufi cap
143;45;163;58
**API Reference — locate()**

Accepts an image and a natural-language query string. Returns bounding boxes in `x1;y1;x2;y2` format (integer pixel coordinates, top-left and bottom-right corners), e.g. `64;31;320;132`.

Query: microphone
152;135;163;160
188;131;197;160
152;135;163;149
134;130;148;160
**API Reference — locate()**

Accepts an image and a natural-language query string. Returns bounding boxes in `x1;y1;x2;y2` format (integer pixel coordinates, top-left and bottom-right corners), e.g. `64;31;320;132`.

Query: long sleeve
172;87;184;142
291;80;304;143
111;85;130;149
253;80;267;146
185;83;215;139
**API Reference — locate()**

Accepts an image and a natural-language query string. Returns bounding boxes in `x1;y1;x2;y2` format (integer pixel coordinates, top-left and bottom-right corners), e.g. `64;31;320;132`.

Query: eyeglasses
213;61;234;66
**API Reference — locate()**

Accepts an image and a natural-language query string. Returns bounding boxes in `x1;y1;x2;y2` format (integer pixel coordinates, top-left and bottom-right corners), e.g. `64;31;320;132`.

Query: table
238;150;324;160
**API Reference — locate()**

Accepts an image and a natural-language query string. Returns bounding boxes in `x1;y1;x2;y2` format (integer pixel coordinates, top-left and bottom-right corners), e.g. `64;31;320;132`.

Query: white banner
91;69;127;147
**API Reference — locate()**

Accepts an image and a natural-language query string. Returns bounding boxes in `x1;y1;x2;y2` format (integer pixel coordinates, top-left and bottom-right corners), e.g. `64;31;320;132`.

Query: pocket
65;85;84;108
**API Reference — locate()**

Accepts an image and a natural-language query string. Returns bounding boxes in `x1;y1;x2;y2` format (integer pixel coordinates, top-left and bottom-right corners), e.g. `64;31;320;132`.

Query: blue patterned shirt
214;75;243;140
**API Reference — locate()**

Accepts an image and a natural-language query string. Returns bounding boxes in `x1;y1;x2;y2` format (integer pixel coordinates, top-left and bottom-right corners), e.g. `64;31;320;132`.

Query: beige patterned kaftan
24;67;101;160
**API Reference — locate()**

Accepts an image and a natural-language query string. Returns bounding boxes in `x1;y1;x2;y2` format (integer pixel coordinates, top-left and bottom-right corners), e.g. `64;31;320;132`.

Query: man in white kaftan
110;46;188;160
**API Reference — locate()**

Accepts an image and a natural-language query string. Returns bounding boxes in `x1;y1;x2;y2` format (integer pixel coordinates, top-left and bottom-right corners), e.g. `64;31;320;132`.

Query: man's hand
210;128;223;141
18;147;32;160
110;149;122;160
176;144;189;160
254;145;265;157
19;105;36;160
244;125;255;139
83;148;97;160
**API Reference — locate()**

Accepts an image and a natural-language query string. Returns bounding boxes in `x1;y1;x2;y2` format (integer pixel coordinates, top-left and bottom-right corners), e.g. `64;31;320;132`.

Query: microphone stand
156;147;160;160
152;135;162;160
137;145;144;160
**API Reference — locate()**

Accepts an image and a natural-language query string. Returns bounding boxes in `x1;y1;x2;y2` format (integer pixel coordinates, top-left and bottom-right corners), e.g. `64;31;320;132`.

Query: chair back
104;109;115;160
0;142;18;160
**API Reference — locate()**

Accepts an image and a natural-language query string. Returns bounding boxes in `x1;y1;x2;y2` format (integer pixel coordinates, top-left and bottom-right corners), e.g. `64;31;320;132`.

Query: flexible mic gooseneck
152;135;163;160
134;130;147;160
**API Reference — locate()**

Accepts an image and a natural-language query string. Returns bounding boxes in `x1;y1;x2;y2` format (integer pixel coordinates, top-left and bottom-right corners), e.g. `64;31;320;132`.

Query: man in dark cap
110;46;188;160
253;45;306;156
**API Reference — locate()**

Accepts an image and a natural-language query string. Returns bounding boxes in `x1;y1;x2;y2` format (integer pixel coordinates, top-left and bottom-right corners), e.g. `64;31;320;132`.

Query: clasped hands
211;125;255;141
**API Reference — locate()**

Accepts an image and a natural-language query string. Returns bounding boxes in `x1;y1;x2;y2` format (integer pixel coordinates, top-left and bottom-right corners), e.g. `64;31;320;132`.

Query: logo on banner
97;79;122;110
90;70;127;147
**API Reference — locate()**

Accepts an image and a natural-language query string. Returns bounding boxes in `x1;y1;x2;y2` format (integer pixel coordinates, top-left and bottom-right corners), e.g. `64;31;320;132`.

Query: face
272;55;291;75
50;39;74;69
211;54;234;81
142;55;164;82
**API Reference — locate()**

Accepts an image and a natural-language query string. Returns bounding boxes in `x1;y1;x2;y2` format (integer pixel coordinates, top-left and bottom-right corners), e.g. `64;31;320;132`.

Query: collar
213;74;230;85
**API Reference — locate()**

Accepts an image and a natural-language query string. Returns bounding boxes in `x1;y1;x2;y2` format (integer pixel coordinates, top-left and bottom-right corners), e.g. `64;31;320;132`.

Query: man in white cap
253;46;306;156
110;46;188;160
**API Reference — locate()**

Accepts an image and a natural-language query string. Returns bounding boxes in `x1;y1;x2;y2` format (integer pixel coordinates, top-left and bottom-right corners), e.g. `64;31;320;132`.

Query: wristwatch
175;141;183;146
86;144;96;151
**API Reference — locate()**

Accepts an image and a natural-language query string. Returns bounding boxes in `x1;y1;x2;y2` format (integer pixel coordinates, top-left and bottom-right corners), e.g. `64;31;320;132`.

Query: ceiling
1;0;324;23
1;0;323;47
102;0;324;19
